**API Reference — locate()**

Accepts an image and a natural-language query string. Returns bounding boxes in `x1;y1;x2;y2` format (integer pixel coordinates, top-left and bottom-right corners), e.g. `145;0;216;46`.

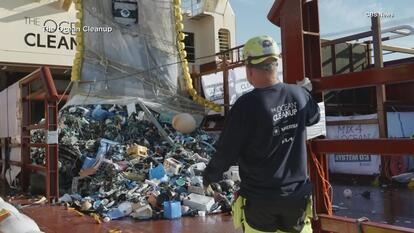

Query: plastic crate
163;201;182;219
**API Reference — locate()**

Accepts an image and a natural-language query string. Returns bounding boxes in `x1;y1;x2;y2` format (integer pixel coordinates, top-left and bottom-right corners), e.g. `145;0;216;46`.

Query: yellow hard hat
243;35;280;65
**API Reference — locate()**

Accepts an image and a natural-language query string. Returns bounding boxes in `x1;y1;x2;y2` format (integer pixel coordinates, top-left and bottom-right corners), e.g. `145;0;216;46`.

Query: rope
57;81;73;105
307;141;333;216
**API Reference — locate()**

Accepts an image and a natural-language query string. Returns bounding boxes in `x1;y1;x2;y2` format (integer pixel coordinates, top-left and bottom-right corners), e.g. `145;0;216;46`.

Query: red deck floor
21;205;242;233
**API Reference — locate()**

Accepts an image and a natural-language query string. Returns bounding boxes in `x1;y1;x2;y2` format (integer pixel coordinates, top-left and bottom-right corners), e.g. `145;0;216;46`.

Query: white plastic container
188;185;205;195
164;158;183;176
183;193;215;212
223;166;241;182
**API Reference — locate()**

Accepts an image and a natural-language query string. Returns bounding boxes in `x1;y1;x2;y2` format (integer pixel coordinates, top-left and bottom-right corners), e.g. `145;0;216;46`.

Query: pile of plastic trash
31;104;239;221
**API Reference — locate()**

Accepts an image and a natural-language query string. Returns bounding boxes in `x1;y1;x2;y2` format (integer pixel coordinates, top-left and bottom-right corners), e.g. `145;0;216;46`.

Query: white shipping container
183;193;215;211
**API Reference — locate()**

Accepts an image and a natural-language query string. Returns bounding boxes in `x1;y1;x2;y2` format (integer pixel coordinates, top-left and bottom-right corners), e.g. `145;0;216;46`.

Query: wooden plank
23;124;46;130
313;62;414;92
26;164;46;172
312;139;414;155
320;215;357;233
22;90;44;101
319;214;414;233
27;143;46;148
326;119;378;126
364;223;414;233
325;106;376;114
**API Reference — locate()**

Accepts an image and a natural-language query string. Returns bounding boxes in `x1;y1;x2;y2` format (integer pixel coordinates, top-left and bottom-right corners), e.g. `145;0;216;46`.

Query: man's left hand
297;77;313;91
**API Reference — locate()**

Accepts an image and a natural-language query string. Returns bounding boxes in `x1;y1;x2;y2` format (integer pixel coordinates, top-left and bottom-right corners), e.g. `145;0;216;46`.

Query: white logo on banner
327;114;380;175
201;67;254;109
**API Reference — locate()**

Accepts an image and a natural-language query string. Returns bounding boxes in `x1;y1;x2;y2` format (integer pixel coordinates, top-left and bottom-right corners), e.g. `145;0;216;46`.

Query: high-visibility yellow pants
232;196;313;233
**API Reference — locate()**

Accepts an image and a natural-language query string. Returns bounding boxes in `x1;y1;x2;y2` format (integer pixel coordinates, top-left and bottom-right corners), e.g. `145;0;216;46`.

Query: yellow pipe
174;1;221;112
71;0;84;81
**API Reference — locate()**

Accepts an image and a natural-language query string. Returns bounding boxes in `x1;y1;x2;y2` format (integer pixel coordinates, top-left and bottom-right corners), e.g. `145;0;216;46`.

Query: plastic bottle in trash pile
106;202;133;220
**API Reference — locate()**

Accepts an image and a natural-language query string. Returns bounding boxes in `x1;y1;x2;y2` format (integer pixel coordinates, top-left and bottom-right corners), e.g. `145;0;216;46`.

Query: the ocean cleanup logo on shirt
271;102;298;122
271;102;298;143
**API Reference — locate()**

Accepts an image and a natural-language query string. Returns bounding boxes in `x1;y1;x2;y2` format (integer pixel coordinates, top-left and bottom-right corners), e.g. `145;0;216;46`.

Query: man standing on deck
203;35;320;233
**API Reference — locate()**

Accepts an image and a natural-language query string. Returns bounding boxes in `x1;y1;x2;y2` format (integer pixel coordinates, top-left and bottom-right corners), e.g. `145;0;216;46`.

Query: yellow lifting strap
108;229;122;233
0;209;11;222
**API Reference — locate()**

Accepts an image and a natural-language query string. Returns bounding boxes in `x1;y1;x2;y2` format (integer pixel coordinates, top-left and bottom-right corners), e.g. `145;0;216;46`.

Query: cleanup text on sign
334;154;372;162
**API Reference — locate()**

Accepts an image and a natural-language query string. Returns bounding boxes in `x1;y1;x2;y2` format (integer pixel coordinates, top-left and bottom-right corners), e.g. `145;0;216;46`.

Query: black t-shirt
204;82;320;200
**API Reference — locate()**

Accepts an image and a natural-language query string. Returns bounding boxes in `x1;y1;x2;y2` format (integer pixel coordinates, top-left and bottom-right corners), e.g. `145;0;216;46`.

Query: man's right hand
204;184;226;202
204;184;215;196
